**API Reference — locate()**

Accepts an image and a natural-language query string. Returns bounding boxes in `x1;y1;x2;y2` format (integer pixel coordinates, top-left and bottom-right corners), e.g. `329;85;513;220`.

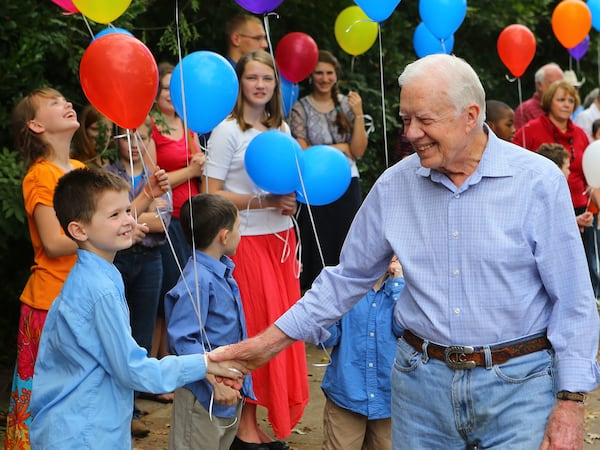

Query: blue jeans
390;335;555;449
114;245;163;353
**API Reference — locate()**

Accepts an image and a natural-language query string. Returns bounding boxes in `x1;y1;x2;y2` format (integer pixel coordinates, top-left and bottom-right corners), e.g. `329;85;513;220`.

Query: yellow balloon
73;0;132;24
334;6;378;56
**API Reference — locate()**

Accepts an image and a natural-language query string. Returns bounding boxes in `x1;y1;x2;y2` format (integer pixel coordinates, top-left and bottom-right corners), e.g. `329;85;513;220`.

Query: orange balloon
552;0;592;49
497;24;536;78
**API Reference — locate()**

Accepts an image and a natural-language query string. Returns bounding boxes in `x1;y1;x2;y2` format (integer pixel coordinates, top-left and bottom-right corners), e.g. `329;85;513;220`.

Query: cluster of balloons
551;0;591;49
245;131;351;206
413;0;466;58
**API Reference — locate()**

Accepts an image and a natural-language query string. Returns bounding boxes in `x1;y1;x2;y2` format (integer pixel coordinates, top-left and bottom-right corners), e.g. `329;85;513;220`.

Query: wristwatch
556;390;586;403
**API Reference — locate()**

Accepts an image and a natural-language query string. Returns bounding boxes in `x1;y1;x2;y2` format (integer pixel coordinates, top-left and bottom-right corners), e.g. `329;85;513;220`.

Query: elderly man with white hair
212;54;600;450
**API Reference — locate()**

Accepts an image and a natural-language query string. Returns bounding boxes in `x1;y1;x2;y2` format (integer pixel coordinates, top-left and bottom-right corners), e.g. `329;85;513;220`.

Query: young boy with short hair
165;193;254;450
30;169;245;450
485;100;515;141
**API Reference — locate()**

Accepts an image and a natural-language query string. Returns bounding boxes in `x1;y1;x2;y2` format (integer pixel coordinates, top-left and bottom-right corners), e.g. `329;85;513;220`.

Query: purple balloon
568;35;590;61
235;0;284;13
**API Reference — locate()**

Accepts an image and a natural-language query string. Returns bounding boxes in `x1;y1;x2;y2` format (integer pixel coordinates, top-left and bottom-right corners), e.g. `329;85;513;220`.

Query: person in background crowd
575;87;600;140
514;62;564;129
484;100;515;141
224;13;268;67
71;104;114;167
319;257;404;450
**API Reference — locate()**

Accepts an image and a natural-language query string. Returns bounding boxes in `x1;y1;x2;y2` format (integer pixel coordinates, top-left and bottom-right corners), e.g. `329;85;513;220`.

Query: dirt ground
3;343;600;449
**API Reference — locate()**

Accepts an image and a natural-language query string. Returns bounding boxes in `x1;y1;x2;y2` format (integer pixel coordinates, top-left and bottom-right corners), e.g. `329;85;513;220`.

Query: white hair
397;54;486;127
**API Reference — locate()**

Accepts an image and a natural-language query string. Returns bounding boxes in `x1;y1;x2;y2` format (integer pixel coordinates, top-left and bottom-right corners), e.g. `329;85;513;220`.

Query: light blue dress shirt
277;128;600;393
30;249;206;450
320;275;405;419
165;251;254;418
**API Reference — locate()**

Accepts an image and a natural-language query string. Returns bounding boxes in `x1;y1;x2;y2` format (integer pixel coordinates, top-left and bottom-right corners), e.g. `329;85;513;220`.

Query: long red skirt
232;229;309;439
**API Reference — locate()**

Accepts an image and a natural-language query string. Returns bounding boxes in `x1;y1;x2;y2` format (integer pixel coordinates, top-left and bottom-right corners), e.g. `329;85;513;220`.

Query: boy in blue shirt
30;169;245;450
165;193;254;450
319;258;405;450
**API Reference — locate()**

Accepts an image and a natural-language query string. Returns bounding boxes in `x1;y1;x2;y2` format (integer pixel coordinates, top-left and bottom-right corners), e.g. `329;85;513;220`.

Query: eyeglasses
239;33;268;42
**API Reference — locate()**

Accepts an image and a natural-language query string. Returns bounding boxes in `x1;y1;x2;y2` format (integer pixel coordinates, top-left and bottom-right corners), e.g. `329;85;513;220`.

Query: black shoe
265;441;290;450
230;436;270;450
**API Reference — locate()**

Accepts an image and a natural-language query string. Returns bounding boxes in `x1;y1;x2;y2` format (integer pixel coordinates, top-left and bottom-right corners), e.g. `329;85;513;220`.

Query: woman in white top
204;50;308;450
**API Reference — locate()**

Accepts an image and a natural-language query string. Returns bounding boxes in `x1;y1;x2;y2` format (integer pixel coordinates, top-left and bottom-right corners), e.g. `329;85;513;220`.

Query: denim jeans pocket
393;337;422;373
493;349;554;384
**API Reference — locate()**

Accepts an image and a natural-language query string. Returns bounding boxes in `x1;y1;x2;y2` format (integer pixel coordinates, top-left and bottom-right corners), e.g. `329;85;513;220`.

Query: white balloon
583;140;600;188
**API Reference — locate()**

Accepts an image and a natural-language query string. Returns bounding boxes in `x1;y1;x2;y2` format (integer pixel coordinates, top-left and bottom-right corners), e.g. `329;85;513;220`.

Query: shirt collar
192;250;235;279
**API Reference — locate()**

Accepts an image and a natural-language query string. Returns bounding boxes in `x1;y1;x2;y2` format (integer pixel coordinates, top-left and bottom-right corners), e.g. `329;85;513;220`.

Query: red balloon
275;32;319;83
80;34;158;129
497;24;536;78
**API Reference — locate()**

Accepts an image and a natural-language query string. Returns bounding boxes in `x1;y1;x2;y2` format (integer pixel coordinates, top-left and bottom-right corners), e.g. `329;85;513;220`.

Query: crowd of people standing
4;10;600;450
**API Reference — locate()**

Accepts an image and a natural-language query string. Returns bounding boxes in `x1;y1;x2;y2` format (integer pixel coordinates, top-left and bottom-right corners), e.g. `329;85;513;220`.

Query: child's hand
205;355;246;391
388;257;403;278
132;222;149;244
576;211;593;229
146;168;170;197
207;375;241;406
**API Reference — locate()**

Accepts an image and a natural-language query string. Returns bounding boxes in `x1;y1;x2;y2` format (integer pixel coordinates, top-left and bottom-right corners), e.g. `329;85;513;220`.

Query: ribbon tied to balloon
334;6;378;56
551;0;592;49
497;24;536;78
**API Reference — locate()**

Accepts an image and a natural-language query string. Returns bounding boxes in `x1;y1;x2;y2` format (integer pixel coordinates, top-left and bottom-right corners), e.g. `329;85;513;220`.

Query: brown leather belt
402;329;551;370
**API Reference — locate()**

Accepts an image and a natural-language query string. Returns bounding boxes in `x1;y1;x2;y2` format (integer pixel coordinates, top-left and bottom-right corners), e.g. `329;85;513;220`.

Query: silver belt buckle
444;345;476;369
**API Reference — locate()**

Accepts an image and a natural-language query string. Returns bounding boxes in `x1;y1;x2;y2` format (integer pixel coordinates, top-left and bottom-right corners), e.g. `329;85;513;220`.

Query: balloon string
441;38;446;54
517;76;526;149
377;24;389;168
344;18;373;33
81;13;95;39
350;56;355;73
263;12;279;74
173;0;211;355
295;156;327;271
597;34;600;87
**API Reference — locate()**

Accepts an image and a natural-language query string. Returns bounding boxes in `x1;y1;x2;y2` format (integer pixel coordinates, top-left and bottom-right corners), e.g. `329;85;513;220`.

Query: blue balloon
93;27;133;41
354;0;401;22
296;145;351;206
170;51;239;134
245;130;304;194
419;0;467;40
280;74;299;117
590;0;600;32
413;23;455;58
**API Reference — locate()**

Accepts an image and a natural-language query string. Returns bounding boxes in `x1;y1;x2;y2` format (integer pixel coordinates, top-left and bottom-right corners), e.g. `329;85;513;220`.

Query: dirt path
2;344;600;449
